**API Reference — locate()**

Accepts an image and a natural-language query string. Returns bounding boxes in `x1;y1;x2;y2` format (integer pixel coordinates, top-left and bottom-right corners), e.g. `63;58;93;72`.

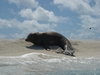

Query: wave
0;52;100;75
0;52;100;63
0;52;100;68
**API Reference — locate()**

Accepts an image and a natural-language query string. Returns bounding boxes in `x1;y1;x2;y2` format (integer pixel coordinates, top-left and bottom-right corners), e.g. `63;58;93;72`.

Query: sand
0;38;100;58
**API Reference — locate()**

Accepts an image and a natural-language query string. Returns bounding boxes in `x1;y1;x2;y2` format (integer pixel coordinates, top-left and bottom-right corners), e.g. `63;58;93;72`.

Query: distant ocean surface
0;53;100;75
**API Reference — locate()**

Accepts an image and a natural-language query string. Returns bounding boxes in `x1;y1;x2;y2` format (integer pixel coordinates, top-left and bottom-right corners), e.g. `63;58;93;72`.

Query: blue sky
0;0;100;40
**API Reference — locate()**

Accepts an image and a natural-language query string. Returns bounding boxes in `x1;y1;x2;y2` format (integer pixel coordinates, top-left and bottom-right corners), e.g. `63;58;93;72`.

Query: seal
25;32;75;56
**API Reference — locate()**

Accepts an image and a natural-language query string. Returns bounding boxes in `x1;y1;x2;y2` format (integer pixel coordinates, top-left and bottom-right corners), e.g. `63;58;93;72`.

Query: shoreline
0;39;100;58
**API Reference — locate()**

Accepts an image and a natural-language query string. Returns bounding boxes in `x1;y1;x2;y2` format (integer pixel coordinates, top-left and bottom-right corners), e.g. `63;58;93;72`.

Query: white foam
0;52;58;58
0;52;99;59
0;53;100;75
0;53;100;74
0;52;100;65
0;52;63;64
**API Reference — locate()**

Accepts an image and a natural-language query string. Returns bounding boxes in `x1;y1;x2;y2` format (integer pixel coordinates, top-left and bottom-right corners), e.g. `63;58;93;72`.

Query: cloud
0;18;56;38
53;0;100;39
8;0;39;8
53;0;94;15
19;7;68;23
0;34;7;39
80;15;100;28
70;15;100;39
0;18;20;28
80;15;100;34
53;0;100;16
92;0;100;16
70;31;96;40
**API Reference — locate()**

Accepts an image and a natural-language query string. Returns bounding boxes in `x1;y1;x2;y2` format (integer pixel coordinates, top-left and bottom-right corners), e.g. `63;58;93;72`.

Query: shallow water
0;53;100;75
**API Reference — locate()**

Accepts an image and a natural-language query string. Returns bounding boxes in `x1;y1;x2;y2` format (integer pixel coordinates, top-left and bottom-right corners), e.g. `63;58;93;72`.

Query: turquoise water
0;53;100;75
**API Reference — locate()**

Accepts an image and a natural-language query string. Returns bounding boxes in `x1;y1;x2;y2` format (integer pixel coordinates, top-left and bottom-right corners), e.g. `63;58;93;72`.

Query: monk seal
25;32;75;56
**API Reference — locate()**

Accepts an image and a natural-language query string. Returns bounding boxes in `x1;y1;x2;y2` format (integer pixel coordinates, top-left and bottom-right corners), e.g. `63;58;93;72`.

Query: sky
0;0;100;40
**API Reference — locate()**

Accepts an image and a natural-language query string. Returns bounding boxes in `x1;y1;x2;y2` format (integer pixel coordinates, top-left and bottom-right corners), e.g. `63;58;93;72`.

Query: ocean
0;53;100;75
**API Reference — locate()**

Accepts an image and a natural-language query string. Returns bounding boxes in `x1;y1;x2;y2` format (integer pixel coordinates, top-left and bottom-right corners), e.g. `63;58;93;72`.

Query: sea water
0;53;100;75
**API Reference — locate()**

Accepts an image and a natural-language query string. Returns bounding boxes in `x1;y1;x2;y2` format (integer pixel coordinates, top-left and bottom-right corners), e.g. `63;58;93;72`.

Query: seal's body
25;32;75;56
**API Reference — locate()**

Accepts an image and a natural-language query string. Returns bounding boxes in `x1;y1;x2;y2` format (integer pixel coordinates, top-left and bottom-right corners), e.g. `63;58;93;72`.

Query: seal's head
25;32;40;43
25;32;35;42
25;33;33;42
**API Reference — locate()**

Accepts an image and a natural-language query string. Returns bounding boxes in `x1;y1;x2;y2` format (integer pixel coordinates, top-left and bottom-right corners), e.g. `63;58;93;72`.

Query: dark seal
25;32;75;56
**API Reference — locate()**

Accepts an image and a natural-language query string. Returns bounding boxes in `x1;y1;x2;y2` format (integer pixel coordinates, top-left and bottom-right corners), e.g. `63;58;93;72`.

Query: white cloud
8;0;39;8
53;0;100;39
0;18;20;28
53;0;100;16
18;20;57;32
19;8;33;19
92;0;100;16
70;31;96;40
53;0;94;15
19;7;68;22
80;15;100;28
70;15;100;39
0;18;56;38
0;34;7;39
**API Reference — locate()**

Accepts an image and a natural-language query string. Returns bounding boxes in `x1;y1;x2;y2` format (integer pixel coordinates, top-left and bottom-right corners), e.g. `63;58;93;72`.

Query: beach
0;39;100;75
0;39;100;57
